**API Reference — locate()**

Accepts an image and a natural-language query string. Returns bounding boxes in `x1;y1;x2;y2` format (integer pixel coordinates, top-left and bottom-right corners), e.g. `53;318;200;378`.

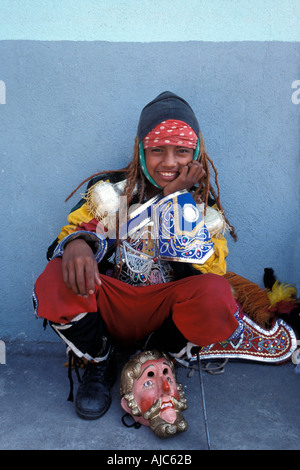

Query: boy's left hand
163;161;206;197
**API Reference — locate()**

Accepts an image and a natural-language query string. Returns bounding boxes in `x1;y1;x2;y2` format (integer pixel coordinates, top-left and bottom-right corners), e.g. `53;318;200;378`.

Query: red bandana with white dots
142;119;198;149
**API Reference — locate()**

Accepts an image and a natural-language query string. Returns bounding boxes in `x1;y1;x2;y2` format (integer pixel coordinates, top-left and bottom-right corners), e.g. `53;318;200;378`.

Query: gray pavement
0;340;299;451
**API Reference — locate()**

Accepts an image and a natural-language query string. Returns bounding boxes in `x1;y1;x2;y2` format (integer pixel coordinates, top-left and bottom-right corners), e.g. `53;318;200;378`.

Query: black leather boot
75;350;117;420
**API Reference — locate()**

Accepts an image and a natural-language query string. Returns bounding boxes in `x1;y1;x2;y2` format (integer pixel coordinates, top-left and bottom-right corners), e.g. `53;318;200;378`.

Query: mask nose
162;378;170;392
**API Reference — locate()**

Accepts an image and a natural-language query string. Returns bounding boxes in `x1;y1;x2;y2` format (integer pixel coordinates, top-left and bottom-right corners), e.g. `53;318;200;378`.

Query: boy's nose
163;150;176;166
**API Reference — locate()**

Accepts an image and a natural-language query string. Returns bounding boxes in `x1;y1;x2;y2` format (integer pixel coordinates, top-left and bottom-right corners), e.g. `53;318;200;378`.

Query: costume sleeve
192;235;228;276
47;174;126;261
50;199;108;262
190;202;230;276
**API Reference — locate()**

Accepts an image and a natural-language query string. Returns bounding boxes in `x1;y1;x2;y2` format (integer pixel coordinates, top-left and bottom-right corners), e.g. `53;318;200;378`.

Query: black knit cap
137;91;200;141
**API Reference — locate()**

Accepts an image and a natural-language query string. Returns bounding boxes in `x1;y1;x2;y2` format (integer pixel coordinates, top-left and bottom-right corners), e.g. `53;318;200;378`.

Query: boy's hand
62;238;101;297
163;161;206;197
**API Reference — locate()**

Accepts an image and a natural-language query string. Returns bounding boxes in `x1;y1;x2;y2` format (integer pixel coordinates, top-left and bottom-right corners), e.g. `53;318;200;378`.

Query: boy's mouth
157;171;178;181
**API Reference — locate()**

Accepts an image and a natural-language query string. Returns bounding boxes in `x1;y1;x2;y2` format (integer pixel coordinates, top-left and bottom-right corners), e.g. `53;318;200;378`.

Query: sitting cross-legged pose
33;91;242;421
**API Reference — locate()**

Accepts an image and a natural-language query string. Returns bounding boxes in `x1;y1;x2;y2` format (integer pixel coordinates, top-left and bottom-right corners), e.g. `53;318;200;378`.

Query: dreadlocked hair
65;137;144;205
65;133;237;278
195;131;238;241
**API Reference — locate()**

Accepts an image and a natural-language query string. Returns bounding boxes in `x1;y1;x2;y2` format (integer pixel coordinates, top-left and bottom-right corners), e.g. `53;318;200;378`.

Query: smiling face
144;145;194;190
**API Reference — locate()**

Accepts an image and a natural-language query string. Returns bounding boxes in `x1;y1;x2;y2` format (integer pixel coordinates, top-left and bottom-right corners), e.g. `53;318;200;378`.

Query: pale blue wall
0;0;299;41
0;2;299;341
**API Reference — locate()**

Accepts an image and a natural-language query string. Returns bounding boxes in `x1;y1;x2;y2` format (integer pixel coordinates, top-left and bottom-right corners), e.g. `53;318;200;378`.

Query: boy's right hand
61;238;101;297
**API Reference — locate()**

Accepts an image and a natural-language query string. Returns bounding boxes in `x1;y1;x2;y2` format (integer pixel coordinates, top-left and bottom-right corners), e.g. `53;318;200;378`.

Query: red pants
34;258;238;347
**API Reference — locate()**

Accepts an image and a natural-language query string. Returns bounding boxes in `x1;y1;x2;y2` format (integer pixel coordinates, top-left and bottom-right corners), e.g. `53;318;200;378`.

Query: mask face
131;357;180;422
120;352;188;438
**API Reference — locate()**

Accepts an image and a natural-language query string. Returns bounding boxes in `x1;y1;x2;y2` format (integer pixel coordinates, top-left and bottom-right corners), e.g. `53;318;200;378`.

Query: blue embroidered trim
153;190;214;264
51;231;108;263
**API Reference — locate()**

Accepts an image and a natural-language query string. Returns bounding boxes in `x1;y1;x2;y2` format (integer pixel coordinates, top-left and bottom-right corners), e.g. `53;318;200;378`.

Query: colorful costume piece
152;190;214;264
173;306;297;366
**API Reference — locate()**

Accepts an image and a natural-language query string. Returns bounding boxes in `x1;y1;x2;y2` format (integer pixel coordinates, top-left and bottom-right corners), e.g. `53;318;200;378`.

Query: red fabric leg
97;273;238;346
34;258;98;323
34;258;238;347
171;273;239;345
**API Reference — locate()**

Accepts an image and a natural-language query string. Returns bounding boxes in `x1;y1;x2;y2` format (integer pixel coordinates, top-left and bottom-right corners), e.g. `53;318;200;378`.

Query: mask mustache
172;396;187;411
143;398;161;421
146;397;188;438
143;395;187;422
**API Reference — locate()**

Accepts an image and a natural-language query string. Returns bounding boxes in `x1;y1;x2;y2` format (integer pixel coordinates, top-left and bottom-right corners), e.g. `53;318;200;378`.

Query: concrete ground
0;340;299;452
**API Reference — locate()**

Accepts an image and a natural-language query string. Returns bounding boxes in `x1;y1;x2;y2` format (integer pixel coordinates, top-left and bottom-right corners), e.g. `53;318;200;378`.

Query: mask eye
143;370;155;388
143;380;153;388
